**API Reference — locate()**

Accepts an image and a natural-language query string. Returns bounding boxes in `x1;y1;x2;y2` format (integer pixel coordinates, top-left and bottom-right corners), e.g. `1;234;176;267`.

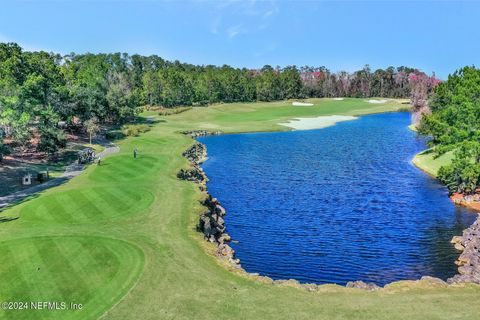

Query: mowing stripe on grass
18;186;154;224
0;246;34;303
66;191;103;221
35;238;93;301
94;188;132;215
0;236;145;320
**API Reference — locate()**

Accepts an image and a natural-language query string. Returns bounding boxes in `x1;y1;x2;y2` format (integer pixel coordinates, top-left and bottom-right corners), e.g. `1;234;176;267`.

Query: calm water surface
198;112;477;286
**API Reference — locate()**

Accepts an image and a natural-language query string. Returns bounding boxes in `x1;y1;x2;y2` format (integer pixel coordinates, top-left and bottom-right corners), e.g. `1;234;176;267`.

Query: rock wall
176;142;208;190
178;131;241;268
449;214;480;284
182;130;222;138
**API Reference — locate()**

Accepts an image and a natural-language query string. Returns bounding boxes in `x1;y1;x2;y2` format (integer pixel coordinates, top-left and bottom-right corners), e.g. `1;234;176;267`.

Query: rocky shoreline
178;130;480;290
176;141;209;191
449;215;480;284
446;194;480;284
178;131;242;269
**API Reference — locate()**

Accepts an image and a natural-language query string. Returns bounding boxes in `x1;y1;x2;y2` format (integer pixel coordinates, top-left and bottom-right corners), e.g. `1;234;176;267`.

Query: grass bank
412;149;454;177
1;98;479;320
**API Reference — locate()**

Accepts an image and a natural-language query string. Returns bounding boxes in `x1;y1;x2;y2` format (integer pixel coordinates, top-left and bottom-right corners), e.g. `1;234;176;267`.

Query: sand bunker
279;115;357;130
333;98;345;101
367;99;388;104
292;101;314;106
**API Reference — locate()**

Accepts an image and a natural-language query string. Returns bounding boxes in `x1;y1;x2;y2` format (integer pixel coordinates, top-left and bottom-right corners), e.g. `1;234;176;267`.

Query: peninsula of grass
412;149;455;177
1;98;479;320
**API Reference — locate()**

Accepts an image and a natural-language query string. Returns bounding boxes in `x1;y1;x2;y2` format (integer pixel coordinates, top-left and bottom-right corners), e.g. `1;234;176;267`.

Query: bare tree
84;117;100;145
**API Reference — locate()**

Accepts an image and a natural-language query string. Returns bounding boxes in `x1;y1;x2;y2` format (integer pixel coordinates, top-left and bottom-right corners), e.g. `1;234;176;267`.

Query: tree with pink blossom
408;72;441;124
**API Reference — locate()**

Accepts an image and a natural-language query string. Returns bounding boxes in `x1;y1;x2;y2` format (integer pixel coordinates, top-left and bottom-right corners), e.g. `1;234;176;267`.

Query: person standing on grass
134;148;138;159
97;156;102;165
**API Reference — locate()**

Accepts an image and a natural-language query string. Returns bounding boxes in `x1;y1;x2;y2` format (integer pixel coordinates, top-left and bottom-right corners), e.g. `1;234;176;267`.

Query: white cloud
262;5;279;19
227;24;247;39
205;0;278;39
263;10;274;18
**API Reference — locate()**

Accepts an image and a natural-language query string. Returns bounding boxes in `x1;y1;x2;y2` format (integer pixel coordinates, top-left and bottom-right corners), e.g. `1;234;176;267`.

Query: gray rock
420;276;447;285
180;139;242;270
346;280;380;290
448;214;480;284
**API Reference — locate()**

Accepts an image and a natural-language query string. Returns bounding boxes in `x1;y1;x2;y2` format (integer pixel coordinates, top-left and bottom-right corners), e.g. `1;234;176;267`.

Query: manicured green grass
0;236;144;320
1;98;479;320
88;154;163;183
19;186;154;224
408;124;418;132
412;149;454;177
167;98;408;133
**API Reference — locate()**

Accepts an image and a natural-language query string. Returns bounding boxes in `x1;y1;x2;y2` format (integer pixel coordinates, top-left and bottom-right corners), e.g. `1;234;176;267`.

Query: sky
0;0;479;79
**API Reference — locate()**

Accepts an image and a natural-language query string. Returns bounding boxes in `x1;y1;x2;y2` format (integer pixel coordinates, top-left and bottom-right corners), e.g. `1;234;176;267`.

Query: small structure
22;174;32;185
37;171;49;183
78;148;96;164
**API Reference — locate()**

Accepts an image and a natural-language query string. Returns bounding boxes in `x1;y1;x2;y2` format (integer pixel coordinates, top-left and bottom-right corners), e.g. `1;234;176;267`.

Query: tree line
419;66;480;194
0;42;438;158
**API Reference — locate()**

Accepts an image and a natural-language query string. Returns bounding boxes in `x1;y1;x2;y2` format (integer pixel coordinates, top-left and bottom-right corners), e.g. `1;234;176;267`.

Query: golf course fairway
1;98;479;320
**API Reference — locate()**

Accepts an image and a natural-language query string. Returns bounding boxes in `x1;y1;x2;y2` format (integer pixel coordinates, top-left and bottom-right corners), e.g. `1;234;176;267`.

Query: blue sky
0;0;479;79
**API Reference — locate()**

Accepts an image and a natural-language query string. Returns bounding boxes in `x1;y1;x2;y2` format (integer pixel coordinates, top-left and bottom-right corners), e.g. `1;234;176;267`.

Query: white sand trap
333;97;345;101
292;101;314;106
279;115;357;130
367;99;388;104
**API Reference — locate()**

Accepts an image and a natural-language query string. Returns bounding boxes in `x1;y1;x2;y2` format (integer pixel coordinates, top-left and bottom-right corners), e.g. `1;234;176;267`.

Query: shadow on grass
0;216;19;223
0;177;68;212
419;148;435;155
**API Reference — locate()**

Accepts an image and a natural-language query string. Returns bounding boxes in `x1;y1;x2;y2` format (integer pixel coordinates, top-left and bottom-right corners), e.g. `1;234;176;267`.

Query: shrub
438;159;480;194
120;124;150;137
105;130;125;140
158;106;192;116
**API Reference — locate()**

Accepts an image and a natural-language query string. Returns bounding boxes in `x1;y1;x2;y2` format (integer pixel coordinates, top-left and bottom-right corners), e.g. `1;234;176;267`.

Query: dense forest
419;66;480;194
0;42;438;158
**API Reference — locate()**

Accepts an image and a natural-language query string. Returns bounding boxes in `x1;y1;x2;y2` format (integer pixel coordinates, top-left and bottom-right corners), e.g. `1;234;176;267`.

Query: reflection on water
199;112;477;286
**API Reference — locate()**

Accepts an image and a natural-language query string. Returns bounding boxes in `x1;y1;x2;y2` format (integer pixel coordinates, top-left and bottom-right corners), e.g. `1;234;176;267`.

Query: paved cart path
0;140;119;210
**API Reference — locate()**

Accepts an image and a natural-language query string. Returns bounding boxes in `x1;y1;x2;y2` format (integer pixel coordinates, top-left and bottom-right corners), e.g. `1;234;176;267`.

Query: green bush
121;124;150;137
438;158;480;194
105;130;125;140
158;106;192;116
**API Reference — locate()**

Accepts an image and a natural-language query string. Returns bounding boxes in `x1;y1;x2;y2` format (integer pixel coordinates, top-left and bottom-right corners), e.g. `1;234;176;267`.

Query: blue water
198;112;477;286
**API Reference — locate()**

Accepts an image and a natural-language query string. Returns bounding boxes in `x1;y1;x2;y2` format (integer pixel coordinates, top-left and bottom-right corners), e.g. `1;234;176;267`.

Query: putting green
0;236;144;320
19;187;154;224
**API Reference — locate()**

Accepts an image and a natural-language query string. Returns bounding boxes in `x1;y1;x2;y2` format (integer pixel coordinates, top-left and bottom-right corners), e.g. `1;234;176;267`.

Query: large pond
198;112;477;286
